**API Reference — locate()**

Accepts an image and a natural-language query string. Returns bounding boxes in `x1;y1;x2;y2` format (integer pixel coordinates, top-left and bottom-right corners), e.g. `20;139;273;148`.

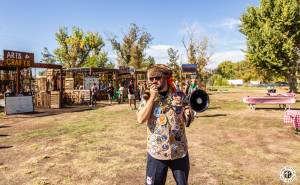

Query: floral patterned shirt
138;89;194;160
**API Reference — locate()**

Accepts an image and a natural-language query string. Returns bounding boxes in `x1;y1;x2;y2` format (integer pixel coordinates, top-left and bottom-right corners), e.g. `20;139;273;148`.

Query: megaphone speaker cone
189;89;209;112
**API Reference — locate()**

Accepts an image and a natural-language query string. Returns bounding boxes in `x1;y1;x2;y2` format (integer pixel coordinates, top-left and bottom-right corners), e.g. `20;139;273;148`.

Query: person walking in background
188;78;199;95
118;83;125;104
184;80;190;96
139;82;145;101
107;83;114;106
175;79;181;92
91;83;98;107
128;80;136;110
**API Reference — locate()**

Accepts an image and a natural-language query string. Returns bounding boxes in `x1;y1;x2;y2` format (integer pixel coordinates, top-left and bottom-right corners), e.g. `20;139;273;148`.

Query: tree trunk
287;73;298;93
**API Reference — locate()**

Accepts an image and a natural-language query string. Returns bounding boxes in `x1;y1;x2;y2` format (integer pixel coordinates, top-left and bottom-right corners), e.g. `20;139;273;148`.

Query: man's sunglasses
149;76;162;81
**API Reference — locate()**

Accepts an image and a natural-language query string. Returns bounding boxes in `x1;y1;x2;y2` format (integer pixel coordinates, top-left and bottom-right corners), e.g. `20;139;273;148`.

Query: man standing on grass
137;64;194;185
91;83;98;106
128;80;137;110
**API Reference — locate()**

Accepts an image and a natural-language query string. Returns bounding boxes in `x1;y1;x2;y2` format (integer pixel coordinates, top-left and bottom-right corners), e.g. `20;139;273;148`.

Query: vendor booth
0;50;63;114
62;67;146;103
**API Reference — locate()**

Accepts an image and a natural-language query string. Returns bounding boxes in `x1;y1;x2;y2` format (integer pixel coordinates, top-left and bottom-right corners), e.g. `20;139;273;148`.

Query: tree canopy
109;23;153;69
83;52;114;68
216;60;260;82
54;27;106;68
240;0;300;92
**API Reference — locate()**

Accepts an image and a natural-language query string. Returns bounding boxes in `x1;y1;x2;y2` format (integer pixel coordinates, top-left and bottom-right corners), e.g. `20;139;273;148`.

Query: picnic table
267;92;295;97
283;110;300;134
243;96;296;110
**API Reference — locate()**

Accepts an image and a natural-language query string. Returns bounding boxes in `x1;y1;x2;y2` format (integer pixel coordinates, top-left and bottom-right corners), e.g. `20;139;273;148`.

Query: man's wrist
149;96;155;102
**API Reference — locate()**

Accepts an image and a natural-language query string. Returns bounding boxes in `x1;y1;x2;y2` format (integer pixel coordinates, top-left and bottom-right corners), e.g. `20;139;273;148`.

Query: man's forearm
137;98;155;124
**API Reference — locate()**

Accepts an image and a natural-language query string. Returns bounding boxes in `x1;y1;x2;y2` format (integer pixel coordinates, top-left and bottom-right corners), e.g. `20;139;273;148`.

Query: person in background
118;83;125;104
5;85;12;93
107;83;114;106
76;83;80;90
175;79;181;91
128;80;137;110
184;80;190;96
139;82;145;101
188;78;199;117
188;78;199;95
91;83;98;106
137;83;141;101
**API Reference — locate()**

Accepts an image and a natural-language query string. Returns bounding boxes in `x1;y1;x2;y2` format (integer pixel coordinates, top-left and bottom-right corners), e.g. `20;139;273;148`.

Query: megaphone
182;89;209;127
189;89;209;112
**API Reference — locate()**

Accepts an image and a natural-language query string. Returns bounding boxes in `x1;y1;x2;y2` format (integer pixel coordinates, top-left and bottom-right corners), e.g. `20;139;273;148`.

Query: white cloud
212;18;241;30
208;50;245;68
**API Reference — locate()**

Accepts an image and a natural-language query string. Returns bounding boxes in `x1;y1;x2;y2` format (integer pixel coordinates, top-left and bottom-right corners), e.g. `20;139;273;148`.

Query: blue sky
0;0;259;68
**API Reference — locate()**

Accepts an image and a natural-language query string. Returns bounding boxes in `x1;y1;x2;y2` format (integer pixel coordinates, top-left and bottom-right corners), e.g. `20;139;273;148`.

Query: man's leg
134;98;137;109
169;154;190;185
92;95;96;106
145;153;168;185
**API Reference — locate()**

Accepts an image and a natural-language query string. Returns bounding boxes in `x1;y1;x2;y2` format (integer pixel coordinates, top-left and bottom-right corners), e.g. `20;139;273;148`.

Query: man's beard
157;80;167;91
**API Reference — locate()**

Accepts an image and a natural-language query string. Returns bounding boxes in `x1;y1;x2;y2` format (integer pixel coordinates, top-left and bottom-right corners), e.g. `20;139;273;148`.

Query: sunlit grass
1;88;300;185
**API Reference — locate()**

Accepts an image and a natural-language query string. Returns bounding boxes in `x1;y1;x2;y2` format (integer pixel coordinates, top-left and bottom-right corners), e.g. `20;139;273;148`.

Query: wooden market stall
33;63;63;109
0;50;63;114
62;67;118;102
62;67;146;102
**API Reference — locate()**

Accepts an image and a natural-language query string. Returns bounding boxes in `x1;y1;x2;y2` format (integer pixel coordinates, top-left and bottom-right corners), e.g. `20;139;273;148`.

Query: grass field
0;88;300;185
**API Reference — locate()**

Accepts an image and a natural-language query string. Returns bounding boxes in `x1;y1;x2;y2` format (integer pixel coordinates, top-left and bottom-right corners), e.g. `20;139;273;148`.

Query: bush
210;74;228;86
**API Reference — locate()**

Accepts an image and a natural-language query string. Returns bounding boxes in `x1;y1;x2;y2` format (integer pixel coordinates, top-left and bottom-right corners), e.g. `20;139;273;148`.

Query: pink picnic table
243;96;296;110
283;110;300;133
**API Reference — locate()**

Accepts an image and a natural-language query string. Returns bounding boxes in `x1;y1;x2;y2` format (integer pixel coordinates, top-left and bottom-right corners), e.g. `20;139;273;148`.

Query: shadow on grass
5;105;94;118
0;125;11;129
208;106;221;110
198;114;227;117
0;146;13;149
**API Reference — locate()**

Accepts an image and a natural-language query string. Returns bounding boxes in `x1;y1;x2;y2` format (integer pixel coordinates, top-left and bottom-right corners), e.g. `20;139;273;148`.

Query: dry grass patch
0;88;300;185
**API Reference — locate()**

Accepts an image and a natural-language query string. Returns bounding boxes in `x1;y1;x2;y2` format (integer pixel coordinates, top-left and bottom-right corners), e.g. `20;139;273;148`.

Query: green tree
54;27;105;68
217;60;263;82
217;61;237;79
41;47;56;64
235;60;260;82
144;56;156;68
167;48;180;79
110;23;153;69
83;52;114;68
240;0;300;92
